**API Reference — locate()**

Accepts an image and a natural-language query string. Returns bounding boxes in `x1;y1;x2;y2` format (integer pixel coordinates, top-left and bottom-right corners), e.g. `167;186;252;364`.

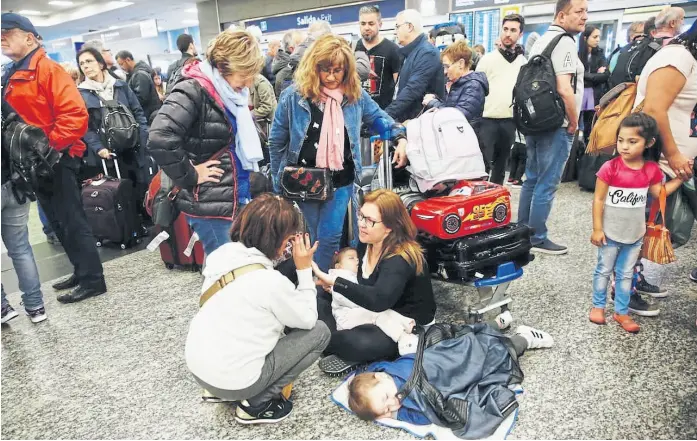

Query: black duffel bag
578;152;613;192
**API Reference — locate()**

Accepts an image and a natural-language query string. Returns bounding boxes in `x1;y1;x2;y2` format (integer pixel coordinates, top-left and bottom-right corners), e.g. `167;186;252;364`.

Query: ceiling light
182;19;199;25
48;1;75;6
18;10;42;15
185;7;197;13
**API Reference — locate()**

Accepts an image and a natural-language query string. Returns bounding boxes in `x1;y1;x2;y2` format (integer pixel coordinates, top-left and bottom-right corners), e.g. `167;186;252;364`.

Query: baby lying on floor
346;322;553;438
329;247;417;354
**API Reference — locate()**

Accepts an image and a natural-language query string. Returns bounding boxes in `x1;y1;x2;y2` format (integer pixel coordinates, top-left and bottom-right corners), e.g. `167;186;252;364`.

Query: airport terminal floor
2;182;696;439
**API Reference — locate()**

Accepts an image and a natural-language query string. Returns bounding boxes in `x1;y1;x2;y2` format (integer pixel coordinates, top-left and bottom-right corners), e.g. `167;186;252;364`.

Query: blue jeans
297;185;353;272
518;128;574;244
1;182;44;311
592;238;643;315
37;202;54;236
185;216;233;257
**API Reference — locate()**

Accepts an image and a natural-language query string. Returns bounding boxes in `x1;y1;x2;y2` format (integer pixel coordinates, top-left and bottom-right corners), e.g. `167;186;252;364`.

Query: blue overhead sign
245;0;404;33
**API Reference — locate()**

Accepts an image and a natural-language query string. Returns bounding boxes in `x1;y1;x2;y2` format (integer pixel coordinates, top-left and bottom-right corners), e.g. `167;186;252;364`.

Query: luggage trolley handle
101;153;122;180
373;117;394;191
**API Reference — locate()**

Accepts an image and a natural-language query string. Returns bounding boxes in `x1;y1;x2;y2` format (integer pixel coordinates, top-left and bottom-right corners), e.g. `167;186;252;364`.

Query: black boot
52;274;79;291
57;280;107;304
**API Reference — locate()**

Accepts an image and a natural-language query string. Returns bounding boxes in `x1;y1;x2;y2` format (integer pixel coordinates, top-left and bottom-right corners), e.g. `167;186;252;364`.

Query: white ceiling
2;0;202;41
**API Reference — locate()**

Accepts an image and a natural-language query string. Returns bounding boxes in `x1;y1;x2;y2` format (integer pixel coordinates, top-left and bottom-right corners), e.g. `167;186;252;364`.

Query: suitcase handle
101;153;122;180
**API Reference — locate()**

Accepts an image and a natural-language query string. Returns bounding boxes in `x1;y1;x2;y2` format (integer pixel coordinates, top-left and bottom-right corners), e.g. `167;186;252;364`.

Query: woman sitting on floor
312;189;437;375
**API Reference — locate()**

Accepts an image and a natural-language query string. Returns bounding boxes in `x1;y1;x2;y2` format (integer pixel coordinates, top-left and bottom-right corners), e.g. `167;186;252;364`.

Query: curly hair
294;34;362;103
206;29;265;79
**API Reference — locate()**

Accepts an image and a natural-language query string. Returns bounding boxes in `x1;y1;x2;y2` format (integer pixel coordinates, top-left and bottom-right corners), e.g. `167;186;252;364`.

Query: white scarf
81;72;116;101
199;61;262;172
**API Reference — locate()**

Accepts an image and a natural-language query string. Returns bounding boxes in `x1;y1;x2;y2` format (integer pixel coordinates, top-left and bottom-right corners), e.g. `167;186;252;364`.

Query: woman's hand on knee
292;233;319;270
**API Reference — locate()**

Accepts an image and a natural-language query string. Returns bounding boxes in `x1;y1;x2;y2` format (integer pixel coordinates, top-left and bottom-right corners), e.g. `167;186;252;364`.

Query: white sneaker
515;325;554;349
495;311;513;330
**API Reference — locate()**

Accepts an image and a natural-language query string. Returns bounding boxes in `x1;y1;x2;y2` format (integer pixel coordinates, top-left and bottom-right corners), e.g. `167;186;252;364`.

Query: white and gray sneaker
495;310;513;330
515;325;554;349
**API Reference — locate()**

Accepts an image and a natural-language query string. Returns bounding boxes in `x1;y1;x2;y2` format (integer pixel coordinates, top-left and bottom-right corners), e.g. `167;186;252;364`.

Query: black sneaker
628;292;660;317
319;355;362;377
25;306;47;324
235;397;293;425
636;277;668;298
689;268;697;283
531;239;568;255
1;304;19;324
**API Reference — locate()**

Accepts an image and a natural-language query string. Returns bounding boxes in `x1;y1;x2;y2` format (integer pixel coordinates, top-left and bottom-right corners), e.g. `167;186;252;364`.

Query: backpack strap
541;32;578;93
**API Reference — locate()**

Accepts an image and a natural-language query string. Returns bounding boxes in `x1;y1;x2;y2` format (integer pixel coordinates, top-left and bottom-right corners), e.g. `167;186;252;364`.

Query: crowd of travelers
1;0;695;433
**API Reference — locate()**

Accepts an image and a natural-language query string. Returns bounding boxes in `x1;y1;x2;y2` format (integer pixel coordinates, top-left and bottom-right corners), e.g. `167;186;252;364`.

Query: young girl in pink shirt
589;113;686;333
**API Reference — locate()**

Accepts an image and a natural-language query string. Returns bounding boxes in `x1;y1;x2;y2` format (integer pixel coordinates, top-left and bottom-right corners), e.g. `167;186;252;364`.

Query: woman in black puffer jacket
579;25;610;143
149;30;265;257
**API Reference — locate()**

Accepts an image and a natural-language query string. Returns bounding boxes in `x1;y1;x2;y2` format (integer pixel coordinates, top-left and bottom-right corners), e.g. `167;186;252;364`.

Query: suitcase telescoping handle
101;153;122;180
372;117;393;191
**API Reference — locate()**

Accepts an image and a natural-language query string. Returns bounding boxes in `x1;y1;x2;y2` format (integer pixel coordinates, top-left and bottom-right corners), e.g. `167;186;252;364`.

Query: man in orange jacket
2;13;106;303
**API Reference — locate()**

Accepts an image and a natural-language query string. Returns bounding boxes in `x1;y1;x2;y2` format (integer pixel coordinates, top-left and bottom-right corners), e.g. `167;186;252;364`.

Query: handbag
145;170;181;228
665;182;695;248
641;186;676;264
280;166;333;201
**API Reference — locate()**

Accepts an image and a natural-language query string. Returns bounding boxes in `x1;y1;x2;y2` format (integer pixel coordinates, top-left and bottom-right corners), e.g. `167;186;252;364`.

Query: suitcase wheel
192;264;200;272
120;243;127;250
96;241;102;247
165;263;175;270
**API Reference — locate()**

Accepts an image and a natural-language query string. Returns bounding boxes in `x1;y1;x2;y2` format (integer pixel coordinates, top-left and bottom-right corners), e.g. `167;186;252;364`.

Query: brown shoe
589;308;606;325
613;313;640;333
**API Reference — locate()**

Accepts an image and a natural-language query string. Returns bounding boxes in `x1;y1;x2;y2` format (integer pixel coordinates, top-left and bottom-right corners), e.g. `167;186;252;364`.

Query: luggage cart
369;118;529;322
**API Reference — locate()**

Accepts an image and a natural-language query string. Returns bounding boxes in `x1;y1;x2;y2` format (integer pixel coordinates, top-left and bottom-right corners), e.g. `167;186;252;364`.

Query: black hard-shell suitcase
578;153;613;192
81;157;141;249
423;223;534;281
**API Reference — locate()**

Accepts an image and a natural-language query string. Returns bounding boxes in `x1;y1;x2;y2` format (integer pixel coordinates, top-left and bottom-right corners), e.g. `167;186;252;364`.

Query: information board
473;9;500;53
449;12;474;40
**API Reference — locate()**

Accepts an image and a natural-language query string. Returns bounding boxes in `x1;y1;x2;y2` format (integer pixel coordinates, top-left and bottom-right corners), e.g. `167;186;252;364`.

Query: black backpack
94;93;139;152
1;111;60;202
513;33;576;136
608;36;664;89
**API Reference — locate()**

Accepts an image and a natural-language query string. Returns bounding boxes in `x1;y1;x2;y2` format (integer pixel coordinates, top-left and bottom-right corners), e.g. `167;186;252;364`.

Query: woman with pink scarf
268;34;408;272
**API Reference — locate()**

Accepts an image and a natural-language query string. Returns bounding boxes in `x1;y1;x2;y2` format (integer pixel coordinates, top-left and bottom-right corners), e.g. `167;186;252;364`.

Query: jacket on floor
78;79;149;167
148;61;251;220
186;242;319;390
582;48;610;105
426;72;489;132
127;60;162;123
385;34;446;123
2;47;88;157
366;323;523;439
268;85;404;193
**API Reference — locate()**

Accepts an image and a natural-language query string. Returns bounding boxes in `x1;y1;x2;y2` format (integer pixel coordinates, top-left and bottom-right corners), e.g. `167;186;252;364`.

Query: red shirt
3;48;88;157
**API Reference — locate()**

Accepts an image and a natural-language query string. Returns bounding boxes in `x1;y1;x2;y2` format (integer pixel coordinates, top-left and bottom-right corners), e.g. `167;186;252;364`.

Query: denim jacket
268;85;403;192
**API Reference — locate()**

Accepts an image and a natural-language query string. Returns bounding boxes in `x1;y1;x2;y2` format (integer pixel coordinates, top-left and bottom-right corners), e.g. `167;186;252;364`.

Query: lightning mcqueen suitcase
423;223;535;282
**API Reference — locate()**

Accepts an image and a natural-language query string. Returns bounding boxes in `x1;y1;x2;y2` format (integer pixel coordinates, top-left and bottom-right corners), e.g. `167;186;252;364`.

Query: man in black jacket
115;50;162;123
385;9;445;123
166;34;198;84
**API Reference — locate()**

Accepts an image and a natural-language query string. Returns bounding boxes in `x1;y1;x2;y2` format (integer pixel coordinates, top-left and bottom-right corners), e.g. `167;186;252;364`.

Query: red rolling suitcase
152;213;205;271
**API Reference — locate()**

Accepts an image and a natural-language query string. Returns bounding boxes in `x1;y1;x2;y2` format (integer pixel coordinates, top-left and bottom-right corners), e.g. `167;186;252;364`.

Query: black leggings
317;290;399;363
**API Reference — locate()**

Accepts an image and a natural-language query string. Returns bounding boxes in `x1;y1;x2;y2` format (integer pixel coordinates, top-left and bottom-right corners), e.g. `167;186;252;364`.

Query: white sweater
476;50;526;119
185;242;318;391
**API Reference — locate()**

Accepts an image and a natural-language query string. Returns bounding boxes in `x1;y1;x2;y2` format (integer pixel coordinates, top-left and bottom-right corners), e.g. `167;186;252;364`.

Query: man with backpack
1;13;107;304
513;0;587;255
115;50;162;124
166;34;198;91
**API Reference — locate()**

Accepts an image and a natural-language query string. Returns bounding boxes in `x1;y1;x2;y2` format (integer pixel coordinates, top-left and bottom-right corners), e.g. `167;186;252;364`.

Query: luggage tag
183;232;200;257
147;231;170;252
91;178;107;186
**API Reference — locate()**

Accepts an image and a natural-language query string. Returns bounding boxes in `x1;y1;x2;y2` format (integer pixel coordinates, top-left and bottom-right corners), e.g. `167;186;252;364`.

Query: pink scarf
316;87;345;171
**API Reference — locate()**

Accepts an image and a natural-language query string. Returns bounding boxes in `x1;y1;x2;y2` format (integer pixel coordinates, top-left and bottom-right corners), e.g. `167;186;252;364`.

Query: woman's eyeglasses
319;66;345;76
358;213;383;228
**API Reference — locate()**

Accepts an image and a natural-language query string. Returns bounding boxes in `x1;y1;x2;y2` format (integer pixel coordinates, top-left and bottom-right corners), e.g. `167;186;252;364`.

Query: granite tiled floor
2;183;696;439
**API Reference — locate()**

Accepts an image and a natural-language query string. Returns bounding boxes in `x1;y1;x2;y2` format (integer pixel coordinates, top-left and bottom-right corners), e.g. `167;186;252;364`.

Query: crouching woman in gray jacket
185;194;330;425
